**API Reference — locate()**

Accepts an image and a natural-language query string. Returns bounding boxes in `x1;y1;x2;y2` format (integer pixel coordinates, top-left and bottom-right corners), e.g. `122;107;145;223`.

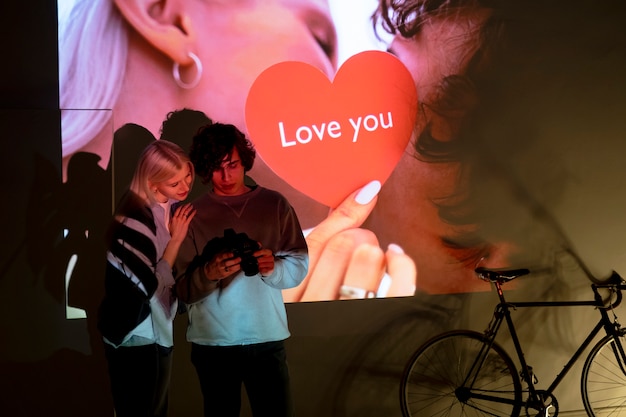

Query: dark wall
0;1;82;416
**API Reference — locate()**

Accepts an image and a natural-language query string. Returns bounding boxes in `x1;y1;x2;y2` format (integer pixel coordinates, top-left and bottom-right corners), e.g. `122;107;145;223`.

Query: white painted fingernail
355;180;381;205
377;273;392;297
387;243;405;254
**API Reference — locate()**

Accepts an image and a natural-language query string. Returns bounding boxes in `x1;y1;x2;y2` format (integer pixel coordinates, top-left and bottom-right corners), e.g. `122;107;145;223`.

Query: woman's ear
113;0;196;65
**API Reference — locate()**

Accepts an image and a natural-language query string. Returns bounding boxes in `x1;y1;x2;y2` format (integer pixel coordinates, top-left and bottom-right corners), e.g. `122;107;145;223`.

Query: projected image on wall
58;0;562;305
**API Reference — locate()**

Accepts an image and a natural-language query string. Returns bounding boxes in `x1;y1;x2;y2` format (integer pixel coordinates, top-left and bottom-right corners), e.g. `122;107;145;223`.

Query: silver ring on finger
339;285;376;300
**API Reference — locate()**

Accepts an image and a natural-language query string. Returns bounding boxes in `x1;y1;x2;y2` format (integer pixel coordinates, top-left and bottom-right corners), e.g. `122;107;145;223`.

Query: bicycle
400;266;626;417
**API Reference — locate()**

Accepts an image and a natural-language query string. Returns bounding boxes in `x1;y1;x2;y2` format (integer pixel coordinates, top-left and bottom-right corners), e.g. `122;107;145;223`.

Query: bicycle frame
475;280;626;409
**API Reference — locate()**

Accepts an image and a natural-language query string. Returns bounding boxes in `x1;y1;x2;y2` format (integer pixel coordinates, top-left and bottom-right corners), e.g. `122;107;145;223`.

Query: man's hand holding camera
201;229;274;281
255;247;275;277
203;252;239;282
203;246;274;281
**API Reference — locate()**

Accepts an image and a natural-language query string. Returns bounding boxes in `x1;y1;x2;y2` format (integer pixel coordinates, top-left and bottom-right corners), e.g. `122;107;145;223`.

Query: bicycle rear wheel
582;334;626;416
400;330;522;417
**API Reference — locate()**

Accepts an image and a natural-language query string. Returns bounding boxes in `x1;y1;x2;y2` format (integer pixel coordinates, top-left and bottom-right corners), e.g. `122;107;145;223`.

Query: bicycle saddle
475;267;531;283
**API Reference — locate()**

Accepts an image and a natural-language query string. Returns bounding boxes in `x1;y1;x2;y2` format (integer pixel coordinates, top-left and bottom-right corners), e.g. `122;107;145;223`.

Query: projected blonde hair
58;0;127;157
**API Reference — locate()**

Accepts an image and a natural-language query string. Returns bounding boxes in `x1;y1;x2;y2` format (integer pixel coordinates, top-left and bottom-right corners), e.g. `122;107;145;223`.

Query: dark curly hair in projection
189;123;256;184
371;0;533;266
373;0;503;163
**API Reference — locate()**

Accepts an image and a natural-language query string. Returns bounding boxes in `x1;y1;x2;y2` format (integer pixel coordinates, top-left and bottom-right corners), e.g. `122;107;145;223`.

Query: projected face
179;1;333;217
59;0;506;299
60;0;336;227
178;0;337;134
365;6;515;293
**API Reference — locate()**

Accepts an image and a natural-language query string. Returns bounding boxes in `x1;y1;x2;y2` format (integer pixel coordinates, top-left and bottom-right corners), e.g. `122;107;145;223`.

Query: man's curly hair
189;123;256;184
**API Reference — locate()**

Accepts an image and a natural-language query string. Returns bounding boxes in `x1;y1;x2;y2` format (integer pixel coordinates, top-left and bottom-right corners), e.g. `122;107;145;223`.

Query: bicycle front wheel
582;334;626;416
400;330;522;417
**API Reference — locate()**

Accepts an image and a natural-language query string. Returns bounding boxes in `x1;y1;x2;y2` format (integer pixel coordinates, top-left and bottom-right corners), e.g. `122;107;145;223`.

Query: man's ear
113;0;196;65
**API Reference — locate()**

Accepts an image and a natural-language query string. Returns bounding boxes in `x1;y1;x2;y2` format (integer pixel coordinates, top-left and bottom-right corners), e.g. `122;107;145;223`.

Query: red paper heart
245;50;417;208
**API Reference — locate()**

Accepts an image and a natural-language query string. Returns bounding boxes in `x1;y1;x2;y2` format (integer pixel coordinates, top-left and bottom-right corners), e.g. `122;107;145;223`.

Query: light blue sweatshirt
175;186;308;346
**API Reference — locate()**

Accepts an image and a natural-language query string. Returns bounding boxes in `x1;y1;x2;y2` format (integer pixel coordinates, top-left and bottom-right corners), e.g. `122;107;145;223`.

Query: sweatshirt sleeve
174;229;220;304
154;258;176;309
260;199;309;289
261;250;309;289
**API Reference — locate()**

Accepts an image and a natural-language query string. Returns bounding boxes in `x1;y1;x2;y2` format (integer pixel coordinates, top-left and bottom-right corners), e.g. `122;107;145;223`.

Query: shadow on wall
0;110;114;417
159;108;214;202
159;107;257;200
0;110;265;417
1;116;157;417
326;294;469;417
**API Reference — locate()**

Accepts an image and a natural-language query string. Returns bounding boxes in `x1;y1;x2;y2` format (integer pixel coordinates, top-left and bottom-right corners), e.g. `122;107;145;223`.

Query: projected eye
315;31;336;61
435;196;491;266
304;6;337;63
441;234;490;267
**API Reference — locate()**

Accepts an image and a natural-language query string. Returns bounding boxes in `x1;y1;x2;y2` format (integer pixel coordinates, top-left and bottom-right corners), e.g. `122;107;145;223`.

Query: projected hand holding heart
245;50;417;209
245;51;418;301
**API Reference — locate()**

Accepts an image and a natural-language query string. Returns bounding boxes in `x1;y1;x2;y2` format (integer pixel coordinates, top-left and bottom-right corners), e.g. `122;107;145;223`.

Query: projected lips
245;50;417;208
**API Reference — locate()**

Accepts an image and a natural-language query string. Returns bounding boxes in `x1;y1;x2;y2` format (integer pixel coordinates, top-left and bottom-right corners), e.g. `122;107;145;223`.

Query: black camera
200;228;260;276
224;228;261;276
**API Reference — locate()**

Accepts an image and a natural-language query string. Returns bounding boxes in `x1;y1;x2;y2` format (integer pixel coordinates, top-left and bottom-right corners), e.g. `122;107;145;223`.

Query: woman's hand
162;203;195;268
282;181;417;302
169;203;195;243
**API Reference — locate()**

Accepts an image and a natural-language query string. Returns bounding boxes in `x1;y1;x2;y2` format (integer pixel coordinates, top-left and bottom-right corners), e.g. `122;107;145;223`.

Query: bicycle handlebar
591;271;626;310
592;270;626;288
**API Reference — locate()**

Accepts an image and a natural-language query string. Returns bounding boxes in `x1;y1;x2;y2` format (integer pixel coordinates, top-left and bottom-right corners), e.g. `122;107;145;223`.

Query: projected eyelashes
315;31;336;61
303;8;337;62
434;194;491;265
440;232;490;267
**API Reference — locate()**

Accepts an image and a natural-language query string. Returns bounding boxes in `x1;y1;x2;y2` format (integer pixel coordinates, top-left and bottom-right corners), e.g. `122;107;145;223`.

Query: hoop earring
172;52;203;89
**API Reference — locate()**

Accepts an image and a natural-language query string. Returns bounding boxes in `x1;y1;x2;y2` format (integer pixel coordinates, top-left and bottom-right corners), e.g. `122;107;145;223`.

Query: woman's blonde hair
130;140;194;204
59;0;128;157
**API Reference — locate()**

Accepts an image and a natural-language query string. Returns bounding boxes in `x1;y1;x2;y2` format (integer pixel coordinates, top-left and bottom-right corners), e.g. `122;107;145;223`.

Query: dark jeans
104;343;173;417
191;340;294;417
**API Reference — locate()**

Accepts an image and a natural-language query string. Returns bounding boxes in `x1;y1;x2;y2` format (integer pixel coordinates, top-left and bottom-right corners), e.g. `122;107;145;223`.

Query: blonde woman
98;140;195;417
